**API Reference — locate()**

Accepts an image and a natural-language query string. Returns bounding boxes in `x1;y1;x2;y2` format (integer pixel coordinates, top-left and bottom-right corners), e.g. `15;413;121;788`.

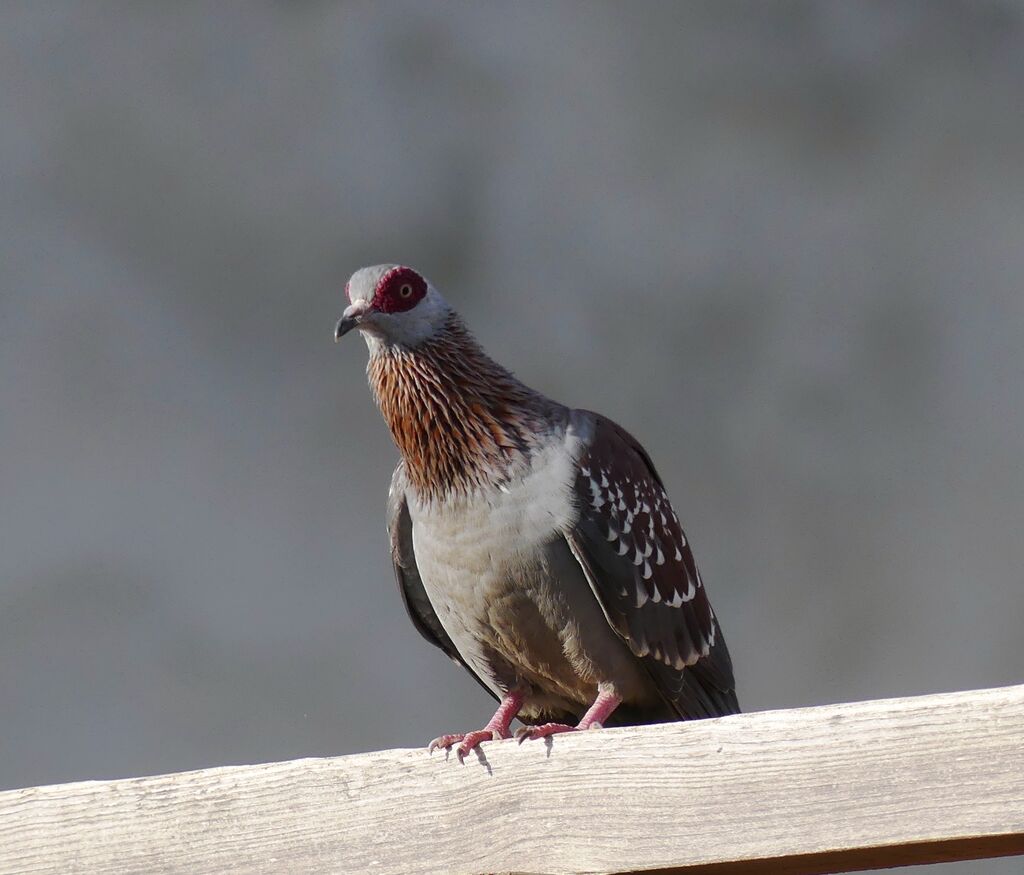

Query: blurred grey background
2;3;1023;872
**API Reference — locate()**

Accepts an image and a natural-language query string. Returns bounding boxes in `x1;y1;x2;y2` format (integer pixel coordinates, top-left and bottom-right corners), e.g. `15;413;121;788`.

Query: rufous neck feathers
367;316;557;500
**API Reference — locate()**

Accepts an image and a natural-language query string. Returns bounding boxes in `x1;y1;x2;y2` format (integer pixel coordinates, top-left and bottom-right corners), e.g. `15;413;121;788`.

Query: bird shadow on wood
433;746;495;775
466;748;493;776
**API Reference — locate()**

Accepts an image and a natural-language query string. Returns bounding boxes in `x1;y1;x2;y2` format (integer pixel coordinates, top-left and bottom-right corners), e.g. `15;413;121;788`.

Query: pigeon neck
367;315;556;501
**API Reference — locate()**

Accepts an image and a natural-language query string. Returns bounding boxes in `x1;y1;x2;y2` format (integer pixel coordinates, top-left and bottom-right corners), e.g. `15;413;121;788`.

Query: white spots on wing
634;584;648;609
661;574;698;607
580;452;712;621
582;463;627;514
707;620;716;649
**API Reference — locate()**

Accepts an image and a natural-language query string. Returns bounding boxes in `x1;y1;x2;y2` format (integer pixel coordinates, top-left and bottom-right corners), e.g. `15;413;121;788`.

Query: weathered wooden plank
0;685;1022;875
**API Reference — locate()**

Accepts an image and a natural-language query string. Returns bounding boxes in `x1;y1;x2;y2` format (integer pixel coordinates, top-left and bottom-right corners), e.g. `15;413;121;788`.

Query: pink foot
427;689;527;759
516;722;579;742
516;690;622;744
428;727;508;758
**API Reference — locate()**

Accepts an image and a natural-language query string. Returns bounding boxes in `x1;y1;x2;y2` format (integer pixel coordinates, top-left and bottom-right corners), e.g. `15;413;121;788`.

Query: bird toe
515;722;577;743
427;733;465;753
429;728;504;756
455;728;500;758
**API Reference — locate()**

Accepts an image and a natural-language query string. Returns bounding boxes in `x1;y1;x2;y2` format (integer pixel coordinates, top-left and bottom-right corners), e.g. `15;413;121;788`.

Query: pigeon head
335;264;451;350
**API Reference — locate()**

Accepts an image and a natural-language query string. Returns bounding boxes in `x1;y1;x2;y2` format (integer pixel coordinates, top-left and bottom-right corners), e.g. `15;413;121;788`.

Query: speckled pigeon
336;264;739;757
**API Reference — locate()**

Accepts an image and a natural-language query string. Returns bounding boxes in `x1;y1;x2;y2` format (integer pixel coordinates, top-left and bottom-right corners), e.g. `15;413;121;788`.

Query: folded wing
564;413;739;718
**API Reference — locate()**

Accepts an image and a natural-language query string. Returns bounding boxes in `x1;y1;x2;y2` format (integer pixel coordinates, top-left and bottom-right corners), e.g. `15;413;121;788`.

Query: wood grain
1;685;1022;875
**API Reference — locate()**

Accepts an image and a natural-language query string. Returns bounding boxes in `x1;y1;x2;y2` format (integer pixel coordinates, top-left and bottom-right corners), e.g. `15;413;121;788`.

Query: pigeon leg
517;689;622;742
428;688;526;758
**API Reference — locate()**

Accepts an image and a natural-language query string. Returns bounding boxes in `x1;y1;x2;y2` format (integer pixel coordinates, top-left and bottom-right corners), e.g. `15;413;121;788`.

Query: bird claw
428;728;504;757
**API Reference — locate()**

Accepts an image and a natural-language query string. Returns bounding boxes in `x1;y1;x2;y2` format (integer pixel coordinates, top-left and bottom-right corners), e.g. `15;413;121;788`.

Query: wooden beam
1;685;1022;874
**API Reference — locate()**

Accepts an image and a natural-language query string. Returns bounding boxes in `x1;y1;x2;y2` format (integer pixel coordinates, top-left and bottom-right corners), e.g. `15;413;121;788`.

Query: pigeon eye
399;284;413;298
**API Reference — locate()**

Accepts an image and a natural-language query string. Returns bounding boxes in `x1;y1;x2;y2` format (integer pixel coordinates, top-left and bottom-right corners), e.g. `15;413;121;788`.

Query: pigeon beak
335;300;372;341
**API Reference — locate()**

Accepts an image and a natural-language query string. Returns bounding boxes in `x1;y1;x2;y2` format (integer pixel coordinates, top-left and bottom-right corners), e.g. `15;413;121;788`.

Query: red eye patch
374;266;428;313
